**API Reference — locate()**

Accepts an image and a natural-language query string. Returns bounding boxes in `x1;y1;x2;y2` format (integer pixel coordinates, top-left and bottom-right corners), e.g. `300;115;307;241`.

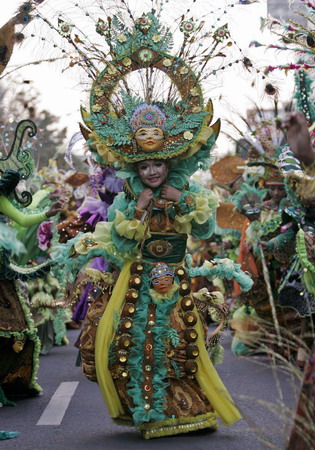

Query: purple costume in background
71;167;124;324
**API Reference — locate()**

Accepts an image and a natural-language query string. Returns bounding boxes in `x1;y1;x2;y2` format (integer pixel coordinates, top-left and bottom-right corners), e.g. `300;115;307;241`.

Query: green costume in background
0;172;50;398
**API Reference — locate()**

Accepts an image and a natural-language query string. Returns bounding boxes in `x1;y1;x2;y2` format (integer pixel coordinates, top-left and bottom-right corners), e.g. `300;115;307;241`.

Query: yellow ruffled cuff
74;221;113;255
74;221;131;262
114;210;150;241
174;195;216;235
197;189;219;211
75;232;100;255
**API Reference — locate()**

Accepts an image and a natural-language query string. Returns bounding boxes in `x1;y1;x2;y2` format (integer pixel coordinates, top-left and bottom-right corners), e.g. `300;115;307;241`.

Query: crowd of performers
0;1;315;448
1;109;314;447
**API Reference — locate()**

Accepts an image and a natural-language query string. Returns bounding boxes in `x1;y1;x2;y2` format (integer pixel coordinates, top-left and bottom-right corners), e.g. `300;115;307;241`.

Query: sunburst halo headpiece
79;11;220;165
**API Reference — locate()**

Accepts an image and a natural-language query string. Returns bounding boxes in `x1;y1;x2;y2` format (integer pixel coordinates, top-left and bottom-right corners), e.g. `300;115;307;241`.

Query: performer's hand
49;187;69;201
45;200;63;218
161;184;181;202
137;189;153;209
283;111;315;165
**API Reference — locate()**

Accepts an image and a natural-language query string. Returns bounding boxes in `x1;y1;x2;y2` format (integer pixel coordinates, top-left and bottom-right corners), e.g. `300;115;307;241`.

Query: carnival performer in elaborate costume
213;112;301;356
49;10;253;438
0;121;62;401
57;163;124;331
58;105;252;438
12;169;70;355
0;3;53;441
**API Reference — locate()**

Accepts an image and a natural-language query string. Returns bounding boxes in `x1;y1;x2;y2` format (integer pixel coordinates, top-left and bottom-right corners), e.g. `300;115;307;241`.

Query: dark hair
0;170;21;196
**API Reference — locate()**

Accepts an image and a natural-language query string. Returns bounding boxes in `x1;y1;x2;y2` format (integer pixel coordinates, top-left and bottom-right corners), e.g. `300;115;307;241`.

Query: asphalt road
1;329;298;450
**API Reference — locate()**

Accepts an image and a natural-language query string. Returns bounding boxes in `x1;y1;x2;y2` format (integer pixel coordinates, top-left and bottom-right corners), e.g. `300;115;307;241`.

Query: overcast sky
1;1;294;155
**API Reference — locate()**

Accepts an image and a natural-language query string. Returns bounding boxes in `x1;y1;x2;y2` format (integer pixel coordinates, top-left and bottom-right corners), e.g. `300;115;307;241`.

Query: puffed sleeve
173;184;219;238
108;192;151;252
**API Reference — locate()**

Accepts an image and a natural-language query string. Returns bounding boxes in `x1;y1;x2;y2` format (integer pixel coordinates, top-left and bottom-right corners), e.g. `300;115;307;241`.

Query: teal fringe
152;286;179;420
167;328;180;348
53;309;67;345
186;256;253;292
51;235;123;285
0;431;19;440
0;386;16;407
231;337;252;356
126;267;179;427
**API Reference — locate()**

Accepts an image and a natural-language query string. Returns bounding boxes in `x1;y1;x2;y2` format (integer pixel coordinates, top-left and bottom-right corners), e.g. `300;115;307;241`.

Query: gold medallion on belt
146;240;173;257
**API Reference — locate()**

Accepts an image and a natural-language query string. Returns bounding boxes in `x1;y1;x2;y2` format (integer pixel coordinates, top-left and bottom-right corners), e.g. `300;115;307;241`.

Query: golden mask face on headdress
135;127;165;152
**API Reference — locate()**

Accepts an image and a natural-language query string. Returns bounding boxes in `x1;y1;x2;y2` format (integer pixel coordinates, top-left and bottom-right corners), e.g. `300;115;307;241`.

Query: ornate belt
142;234;187;263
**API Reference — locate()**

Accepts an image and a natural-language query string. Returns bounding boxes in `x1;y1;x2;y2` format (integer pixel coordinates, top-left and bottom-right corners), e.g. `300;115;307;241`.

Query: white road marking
37;381;79;426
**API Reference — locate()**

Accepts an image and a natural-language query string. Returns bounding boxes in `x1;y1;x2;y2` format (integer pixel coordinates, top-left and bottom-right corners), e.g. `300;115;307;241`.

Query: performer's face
267;184;286;204
152;274;174;294
137;160;168;188
135;127;164;152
